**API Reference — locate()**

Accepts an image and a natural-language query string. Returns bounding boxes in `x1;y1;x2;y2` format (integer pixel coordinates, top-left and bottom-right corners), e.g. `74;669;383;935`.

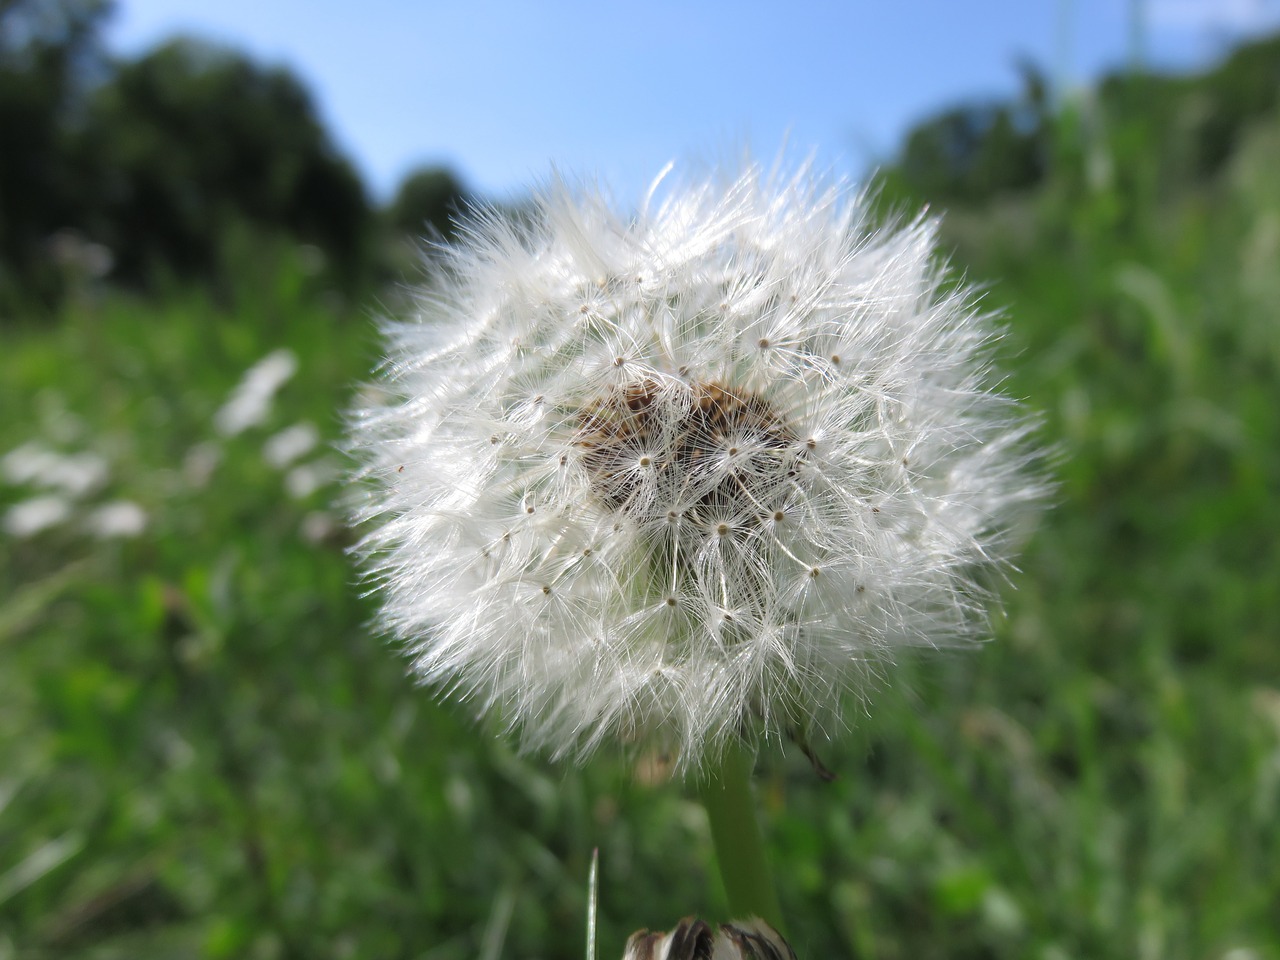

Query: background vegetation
2;2;1278;957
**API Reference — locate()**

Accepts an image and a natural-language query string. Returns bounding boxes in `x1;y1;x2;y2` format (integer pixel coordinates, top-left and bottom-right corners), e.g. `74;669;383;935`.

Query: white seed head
349;161;1043;772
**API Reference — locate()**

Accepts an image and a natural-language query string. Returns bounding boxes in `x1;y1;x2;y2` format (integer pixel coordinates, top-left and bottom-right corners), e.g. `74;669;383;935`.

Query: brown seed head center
573;378;797;520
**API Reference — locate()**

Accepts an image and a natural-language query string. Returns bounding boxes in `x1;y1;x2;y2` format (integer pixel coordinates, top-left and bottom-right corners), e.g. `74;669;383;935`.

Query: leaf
0;562;85;643
0;832;86;907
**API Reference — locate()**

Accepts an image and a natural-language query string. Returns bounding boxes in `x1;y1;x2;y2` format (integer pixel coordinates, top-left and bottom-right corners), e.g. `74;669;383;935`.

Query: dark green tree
897;100;1045;204
387;165;469;240
1192;34;1280;174
78;37;372;288
0;0;112;301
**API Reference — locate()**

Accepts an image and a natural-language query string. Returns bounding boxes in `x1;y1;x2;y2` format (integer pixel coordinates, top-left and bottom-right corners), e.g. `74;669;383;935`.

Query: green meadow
5;49;1280;960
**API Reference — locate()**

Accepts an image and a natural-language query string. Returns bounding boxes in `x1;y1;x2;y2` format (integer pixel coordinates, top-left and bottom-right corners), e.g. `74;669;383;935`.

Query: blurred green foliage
2;16;1280;960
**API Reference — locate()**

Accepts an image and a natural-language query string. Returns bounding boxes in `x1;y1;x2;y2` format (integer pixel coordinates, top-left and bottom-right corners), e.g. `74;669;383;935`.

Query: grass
2;112;1279;958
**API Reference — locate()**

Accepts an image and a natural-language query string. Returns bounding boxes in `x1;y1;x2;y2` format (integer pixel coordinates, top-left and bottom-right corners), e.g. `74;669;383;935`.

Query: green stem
697;741;784;932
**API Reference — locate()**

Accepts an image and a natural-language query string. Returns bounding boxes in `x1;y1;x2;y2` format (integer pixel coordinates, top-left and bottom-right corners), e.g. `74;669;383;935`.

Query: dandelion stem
697;741;784;932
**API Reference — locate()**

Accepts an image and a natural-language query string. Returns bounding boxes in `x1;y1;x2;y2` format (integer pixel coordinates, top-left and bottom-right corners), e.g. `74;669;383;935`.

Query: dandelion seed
349;160;1042;771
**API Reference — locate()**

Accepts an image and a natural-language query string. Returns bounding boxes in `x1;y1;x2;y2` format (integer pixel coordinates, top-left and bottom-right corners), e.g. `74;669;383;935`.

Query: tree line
1;0;469;310
4;0;1280;312
889;33;1280;205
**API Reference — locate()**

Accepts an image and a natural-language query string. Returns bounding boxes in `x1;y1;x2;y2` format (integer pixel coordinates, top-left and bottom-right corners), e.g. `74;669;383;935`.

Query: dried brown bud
622;916;796;960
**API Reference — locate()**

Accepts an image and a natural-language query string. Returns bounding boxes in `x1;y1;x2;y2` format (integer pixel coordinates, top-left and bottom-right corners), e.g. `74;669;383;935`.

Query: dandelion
350;161;1040;773
623;917;795;960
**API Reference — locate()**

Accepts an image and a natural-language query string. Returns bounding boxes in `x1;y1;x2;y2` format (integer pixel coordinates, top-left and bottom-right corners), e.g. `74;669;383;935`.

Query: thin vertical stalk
697;742;784;932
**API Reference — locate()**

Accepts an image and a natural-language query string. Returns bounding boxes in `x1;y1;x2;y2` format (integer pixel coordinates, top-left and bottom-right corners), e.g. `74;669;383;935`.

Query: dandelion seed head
349;160;1043;771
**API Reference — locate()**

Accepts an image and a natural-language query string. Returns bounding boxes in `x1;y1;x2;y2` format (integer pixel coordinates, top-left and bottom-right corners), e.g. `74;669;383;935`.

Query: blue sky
107;0;1280;202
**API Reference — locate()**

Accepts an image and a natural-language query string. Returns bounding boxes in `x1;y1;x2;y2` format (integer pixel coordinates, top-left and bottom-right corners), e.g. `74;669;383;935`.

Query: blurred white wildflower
349;161;1042;770
3;442;109;498
263;421;320;469
47;229;114;280
84;500;148;539
182;441;222;489
214;348;298;437
4;495;73;538
300;510;338;545
285;458;338;499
